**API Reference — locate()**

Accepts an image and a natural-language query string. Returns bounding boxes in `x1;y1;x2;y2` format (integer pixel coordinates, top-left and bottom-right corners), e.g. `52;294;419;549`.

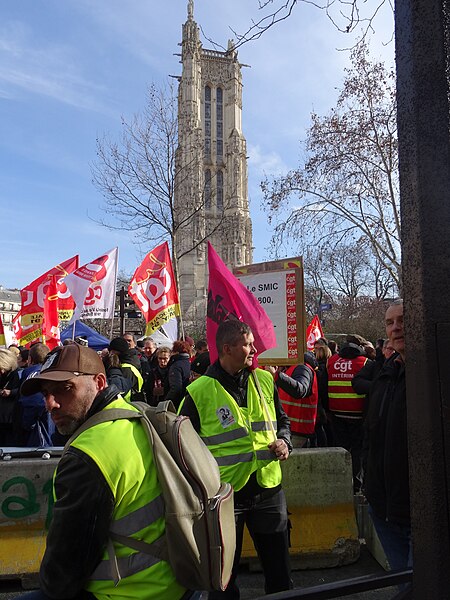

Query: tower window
217;170;223;211
205;86;211;159
205;169;211;210
216;87;223;158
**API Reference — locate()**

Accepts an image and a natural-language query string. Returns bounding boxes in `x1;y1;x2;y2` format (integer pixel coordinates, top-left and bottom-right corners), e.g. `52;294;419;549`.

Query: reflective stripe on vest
68;397;184;599
91;494;165;580
327;355;367;415
121;362;143;391
187;369;282;492
278;364;318;435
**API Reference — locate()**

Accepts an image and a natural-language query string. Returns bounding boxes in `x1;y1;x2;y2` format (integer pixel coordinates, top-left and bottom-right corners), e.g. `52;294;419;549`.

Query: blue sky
0;0;394;290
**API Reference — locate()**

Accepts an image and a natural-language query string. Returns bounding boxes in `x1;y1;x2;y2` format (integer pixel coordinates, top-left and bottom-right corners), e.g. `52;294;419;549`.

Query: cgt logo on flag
128;242;180;336
63;248;118;323
306;315;324;350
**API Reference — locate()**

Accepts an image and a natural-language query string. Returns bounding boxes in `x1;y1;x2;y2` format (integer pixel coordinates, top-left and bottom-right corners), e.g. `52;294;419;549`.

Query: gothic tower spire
174;6;253;324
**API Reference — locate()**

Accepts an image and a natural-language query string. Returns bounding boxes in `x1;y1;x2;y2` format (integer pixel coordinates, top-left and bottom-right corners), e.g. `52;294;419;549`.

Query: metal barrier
256;569;413;599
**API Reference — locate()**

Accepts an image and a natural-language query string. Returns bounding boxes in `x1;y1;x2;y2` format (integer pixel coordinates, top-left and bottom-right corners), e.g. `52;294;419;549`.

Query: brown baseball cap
21;344;106;396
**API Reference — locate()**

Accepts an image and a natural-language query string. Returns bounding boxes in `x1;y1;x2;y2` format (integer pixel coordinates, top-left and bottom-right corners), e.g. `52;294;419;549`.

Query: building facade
174;0;253;322
0;287;20;342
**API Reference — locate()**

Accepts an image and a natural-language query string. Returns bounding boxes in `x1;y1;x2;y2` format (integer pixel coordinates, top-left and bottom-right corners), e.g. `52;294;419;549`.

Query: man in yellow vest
20;343;195;600
180;320;293;599
109;336;144;402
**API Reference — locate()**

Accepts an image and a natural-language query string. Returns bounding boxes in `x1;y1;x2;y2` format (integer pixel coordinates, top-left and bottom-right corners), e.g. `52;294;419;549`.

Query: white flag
64;248;118;323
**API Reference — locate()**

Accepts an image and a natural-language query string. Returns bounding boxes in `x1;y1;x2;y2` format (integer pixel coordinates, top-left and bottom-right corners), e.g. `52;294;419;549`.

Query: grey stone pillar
395;0;450;596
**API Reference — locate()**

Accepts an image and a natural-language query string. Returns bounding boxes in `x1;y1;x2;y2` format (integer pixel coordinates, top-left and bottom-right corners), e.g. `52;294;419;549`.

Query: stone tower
174;0;253;323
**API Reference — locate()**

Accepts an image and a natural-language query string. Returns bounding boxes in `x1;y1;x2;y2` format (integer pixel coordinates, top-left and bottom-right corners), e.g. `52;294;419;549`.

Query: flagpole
179;312;185;341
110;247;119;341
251;370;278;443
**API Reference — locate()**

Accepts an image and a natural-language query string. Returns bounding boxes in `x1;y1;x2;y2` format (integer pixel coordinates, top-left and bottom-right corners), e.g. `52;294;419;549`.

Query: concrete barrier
241;448;360;569
0;455;58;582
2;448;360;579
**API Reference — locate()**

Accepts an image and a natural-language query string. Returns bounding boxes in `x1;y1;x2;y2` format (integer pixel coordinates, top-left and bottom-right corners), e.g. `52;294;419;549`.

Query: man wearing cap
20;344;189;600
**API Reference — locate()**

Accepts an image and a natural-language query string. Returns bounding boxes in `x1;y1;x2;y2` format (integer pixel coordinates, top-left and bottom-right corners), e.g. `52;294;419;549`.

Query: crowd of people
2;300;410;599
0;332;211;448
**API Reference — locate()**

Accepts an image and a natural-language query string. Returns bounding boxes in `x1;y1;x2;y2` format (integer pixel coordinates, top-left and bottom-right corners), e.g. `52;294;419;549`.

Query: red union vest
278;364;318;435
327;354;368;417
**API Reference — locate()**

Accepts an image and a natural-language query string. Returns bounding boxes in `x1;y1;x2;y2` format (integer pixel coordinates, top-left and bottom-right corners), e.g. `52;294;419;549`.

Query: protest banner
16;256;79;346
234;257;305;365
64;248;118;323
306;315;324;351
207;242;276;365
128;242;180;337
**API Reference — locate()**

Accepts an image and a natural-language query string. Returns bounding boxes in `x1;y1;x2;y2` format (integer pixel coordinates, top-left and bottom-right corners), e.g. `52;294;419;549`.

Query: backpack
64;400;236;592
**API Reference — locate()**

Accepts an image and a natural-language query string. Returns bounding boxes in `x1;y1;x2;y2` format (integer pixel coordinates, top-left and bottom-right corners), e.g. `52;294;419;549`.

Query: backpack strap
63;408;140;452
62;406;169;584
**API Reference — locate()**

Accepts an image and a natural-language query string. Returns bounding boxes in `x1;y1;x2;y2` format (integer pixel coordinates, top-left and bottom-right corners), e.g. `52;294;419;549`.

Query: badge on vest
216;406;235;428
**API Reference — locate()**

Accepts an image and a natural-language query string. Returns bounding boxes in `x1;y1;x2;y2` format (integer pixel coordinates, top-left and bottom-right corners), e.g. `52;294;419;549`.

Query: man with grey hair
363;299;411;571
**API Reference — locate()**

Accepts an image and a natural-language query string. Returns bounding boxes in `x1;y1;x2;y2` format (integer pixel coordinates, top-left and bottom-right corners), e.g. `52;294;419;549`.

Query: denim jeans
369;505;413;571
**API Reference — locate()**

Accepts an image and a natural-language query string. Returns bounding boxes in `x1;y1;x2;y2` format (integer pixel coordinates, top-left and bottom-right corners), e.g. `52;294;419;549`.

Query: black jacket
352;359;379;397
40;386;119;598
276;365;314;399
180;361;292;502
144;364;170;407
165;353;191;409
362;353;409;526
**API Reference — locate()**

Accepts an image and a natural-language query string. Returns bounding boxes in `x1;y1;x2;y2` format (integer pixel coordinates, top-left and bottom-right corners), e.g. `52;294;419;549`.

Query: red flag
19;255;79;344
128;242;180;336
207;242;276;365
306;315;324;351
0;314;6;347
43;275;60;350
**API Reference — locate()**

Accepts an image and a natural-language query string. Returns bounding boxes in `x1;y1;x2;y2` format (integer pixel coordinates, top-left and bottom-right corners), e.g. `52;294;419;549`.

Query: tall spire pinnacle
188;0;194;20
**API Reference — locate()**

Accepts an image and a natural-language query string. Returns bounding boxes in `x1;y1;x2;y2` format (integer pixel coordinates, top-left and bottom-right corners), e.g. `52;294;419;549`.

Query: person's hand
0;389;11;397
268;439;289;461
265;365;277;378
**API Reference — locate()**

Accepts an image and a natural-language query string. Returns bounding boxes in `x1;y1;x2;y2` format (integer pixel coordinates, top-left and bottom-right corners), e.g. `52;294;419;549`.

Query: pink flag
306;315;324;351
207;242;276;365
0;314;6;347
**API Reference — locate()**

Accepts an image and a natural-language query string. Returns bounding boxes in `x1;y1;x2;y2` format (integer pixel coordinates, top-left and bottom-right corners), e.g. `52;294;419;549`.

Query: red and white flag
42;275;60;350
207;242;276;365
64;248;118;323
306;315;324;351
128;242;180;336
18;255;79;345
0;314;6;347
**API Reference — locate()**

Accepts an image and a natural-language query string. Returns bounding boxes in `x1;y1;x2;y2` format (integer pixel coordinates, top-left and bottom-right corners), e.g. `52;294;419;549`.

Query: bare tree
263;41;401;290
92;83;227;297
202;0;392;52
303;239;396;318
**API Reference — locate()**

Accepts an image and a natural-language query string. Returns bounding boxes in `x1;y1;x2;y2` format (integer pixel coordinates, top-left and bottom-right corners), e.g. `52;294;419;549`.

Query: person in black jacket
108;337;144;402
144;346;171;406
362;299;411;571
0;348;20;446
165;340;191;410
